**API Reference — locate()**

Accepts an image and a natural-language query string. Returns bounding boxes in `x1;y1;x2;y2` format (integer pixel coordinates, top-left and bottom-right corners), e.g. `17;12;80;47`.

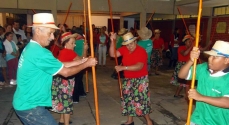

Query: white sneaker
73;101;79;104
13;80;17;85
10;79;17;85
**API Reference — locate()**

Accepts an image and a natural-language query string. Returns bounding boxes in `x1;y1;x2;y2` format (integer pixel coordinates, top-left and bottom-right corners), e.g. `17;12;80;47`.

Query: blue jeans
15;106;58;125
171;47;178;60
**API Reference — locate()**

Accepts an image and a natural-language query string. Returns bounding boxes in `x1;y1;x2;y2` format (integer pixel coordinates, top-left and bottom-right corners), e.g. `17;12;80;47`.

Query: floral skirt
121;75;152;116
170;61;187;86
51;75;75;114
151;49;163;67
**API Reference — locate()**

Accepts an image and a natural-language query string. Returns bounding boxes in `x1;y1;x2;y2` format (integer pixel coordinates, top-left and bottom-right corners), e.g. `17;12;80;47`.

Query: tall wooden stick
87;0;100;124
108;0;123;99
186;0;202;125
51;2;72;52
83;0;89;93
31;9;36;14
146;10;155;26
177;7;190;35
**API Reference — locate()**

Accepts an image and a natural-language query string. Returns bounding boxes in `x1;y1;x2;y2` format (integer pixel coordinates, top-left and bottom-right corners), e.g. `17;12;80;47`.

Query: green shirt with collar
116;36;123;49
13;40;63;110
187;62;229;125
74;39;84;57
137;39;153;64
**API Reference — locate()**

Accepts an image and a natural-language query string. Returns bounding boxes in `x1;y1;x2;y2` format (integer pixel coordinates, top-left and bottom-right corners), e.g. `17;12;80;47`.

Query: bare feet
147;120;153;125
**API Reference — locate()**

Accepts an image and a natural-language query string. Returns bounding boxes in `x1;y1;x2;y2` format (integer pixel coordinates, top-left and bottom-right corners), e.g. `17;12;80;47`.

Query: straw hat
122;32;137;45
118;28;128;35
204;40;229;57
60;32;78;44
154;29;161;33
137;27;152;40
182;35;194;42
28;13;59;29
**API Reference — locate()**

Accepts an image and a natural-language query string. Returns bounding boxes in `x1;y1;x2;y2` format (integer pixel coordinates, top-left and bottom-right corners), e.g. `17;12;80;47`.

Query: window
213;6;229;16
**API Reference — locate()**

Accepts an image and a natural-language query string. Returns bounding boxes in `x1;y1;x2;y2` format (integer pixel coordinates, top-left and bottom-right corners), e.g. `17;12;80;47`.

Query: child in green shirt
179;40;229;125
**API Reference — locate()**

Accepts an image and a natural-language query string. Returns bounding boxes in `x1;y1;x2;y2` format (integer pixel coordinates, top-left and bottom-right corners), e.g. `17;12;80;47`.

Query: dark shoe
80;93;87;97
174;95;184;98
111;75;118;79
121;122;134;125
59;121;72;125
120;75;125;78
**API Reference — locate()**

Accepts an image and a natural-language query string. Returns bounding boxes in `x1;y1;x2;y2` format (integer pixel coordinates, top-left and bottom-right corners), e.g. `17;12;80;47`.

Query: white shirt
13;28;27;41
3;39;18;54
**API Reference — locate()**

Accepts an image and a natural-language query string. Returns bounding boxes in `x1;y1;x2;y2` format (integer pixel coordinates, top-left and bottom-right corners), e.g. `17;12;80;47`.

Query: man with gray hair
13;13;97;125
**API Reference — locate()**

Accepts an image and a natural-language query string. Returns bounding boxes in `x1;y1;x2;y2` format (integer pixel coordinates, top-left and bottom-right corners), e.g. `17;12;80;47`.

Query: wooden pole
108;0;123;99
63;3;72;25
83;0;89;93
146;10;155;26
177;7;190;35
31;9;36;14
186;0;202;125
87;0;100;124
51;2;72;52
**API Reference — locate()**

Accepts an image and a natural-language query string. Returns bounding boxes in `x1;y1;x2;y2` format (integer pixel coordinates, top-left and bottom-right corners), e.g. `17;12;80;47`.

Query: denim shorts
15;106;58;125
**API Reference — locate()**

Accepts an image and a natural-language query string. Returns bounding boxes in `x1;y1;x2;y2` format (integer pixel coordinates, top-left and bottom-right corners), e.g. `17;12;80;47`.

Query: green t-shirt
74;39;84;57
13;40;63;110
116;36;123;49
137;39;153;63
187;63;229;125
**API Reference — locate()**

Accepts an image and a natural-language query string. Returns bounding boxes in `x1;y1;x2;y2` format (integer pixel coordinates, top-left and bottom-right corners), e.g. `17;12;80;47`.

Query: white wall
91;16;120;29
124;18;135;30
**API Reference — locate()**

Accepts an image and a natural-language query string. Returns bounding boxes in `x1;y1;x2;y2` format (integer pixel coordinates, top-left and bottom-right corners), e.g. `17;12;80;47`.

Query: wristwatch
125;66;128;70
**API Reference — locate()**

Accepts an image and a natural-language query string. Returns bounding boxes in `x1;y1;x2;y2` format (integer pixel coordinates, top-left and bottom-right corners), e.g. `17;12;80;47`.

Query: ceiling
176;0;229;7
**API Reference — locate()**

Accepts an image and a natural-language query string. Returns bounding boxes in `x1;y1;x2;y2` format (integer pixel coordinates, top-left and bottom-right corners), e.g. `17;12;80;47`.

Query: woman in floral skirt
109;32;153;125
51;32;88;125
170;35;193;99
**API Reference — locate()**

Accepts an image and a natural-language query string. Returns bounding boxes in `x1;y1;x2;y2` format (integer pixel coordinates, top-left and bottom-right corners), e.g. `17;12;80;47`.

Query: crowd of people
0;21;32;88
0;12;228;125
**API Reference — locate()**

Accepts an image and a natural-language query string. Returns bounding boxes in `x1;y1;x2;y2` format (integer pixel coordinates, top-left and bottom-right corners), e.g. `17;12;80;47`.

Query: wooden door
108;19;120;33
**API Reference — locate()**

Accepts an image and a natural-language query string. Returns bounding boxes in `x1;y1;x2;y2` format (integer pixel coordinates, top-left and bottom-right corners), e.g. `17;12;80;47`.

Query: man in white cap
179;40;229;125
13;13;97;125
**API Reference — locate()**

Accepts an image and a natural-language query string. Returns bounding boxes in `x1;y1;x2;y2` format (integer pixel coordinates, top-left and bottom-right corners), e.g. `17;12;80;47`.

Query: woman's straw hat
118;28;128;35
122;32;137;45
28;13;59;29
182;35;194;42
154;29;161;33
204;40;229;57
137;27;152;40
61;32;78;44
